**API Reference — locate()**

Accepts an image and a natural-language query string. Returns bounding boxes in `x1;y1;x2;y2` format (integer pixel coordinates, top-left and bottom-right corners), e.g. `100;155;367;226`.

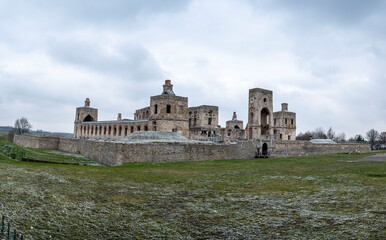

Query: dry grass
0;141;385;239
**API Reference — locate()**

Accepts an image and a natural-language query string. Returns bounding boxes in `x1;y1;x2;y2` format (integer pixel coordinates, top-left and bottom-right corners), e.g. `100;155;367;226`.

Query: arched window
83;115;94;122
154;104;158;114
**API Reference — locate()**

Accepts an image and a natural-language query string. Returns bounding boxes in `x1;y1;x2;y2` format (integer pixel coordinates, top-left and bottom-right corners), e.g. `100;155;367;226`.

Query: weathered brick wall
272;141;370;157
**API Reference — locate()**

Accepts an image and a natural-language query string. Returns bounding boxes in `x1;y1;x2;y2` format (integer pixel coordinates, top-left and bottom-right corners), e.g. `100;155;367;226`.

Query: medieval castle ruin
12;79;370;165
74;80;296;155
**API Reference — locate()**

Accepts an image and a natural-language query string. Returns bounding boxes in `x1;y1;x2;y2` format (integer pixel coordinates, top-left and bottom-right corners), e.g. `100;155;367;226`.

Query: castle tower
246;88;274;155
273;103;296;141
232;112;237;120
74;98;98;138
162;80;174;95
148;80;189;137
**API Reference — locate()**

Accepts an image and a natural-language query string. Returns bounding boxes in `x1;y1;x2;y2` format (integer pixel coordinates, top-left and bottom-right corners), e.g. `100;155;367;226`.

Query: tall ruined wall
272;141;370;157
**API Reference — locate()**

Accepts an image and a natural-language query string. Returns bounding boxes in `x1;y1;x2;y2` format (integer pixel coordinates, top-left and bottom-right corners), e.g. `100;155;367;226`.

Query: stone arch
261;108;270;135
83;115;94;122
262;143;268;156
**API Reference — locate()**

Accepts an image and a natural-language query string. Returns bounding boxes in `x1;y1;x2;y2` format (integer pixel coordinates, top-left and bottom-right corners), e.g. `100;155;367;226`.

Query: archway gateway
262;143;268;156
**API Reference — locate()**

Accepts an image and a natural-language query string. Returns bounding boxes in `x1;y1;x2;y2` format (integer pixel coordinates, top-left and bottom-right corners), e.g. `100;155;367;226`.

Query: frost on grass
0;152;385;239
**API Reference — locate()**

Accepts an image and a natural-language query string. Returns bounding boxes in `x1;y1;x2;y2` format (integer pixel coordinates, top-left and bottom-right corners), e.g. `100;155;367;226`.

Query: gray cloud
0;0;385;137
47;38;162;81
261;0;385;26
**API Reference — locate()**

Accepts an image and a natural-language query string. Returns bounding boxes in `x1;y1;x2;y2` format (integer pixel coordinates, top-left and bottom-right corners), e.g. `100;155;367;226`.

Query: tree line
296;127;386;148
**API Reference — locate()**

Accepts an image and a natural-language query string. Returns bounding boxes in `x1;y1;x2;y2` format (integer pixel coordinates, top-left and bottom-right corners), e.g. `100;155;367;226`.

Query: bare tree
313;127;327;139
327;127;335;140
296;131;312;140
335;132;346;142
14;117;32;135
366;129;379;148
379;132;386;144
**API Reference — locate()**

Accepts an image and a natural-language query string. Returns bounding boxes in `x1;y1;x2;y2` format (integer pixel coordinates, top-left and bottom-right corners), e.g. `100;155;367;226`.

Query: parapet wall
272;141;370;157
13;136;371;166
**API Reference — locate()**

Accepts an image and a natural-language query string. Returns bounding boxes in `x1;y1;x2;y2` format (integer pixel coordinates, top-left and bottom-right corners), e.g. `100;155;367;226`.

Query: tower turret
162;80;175;95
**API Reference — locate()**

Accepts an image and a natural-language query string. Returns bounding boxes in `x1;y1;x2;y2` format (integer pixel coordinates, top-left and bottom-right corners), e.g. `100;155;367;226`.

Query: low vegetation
0;140;385;239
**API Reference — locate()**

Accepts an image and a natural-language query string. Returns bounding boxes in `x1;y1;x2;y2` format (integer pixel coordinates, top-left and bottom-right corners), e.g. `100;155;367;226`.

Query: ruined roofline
150;95;188;100
188;105;218;109
273;111;296;114
136;106;150;111
249;87;273;94
76;106;97;110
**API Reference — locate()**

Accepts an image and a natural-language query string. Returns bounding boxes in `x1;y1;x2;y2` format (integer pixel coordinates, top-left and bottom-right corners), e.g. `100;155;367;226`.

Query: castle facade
74;80;296;155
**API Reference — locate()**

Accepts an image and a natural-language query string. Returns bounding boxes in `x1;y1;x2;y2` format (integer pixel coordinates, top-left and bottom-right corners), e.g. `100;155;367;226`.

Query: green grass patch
0;143;385;239
0;140;102;165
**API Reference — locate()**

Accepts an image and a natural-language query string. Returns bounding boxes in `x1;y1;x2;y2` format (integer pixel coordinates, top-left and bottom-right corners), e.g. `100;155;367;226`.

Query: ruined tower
273;103;296;141
246;88;274;155
148;80;189;137
74;98;98;138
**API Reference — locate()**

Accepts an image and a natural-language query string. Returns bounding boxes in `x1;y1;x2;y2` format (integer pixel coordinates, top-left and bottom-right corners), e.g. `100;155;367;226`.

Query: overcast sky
0;0;385;137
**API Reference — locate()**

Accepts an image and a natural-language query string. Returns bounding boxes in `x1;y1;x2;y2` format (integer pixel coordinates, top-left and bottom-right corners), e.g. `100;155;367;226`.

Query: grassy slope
0;140;101;165
0;143;385;239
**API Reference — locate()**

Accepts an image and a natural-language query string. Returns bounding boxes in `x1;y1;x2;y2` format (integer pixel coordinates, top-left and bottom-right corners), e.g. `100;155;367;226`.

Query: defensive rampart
13;135;371;166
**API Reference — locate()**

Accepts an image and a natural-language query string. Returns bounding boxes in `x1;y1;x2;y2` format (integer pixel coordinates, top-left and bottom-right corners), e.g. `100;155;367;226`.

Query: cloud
47;37;162;82
0;0;385;137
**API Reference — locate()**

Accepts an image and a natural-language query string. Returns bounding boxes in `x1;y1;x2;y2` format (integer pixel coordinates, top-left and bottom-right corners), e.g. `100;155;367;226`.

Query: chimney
117;113;122;121
84;98;90;107
232;112;237;120
163;80;173;94
281;103;288;111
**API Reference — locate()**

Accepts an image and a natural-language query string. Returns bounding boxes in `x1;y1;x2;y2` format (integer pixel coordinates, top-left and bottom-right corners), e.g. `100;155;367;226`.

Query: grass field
0;140;385;239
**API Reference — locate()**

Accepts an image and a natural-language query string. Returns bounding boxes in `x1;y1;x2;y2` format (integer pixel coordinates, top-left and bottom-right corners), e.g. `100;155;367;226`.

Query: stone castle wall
14;135;255;166
273;140;371;157
14;135;59;149
13;135;371;166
